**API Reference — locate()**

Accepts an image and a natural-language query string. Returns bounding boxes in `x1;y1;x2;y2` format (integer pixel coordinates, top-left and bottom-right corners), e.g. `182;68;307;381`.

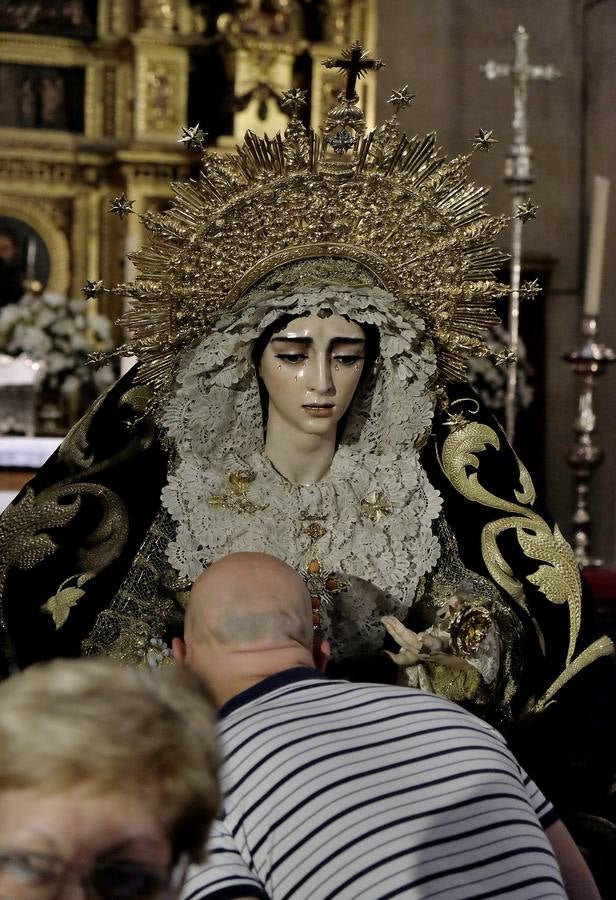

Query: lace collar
159;286;443;659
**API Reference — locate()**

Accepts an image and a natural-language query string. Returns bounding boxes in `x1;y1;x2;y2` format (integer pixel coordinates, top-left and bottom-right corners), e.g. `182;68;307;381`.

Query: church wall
584;0;616;565
377;0;616;565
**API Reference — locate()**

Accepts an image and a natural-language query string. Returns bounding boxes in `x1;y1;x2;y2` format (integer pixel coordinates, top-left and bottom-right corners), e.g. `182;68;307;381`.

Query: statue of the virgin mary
0;54;613;838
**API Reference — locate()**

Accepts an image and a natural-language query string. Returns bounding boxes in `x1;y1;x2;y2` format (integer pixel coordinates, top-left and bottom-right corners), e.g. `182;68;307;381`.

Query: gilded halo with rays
104;61;521;398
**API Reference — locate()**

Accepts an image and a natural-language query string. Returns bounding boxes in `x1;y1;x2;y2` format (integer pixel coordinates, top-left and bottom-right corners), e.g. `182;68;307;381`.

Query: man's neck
213;648;316;708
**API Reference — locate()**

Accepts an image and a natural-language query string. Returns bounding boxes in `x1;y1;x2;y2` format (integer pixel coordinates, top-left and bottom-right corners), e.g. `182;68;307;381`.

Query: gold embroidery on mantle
531;634;614;714
0;483;128;671
0;384;156;671
42;572;94;630
438;415;614;709
438;420;581;667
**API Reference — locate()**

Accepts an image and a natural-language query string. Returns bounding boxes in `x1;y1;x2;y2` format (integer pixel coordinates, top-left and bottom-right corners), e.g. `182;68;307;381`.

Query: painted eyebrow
270;336;366;346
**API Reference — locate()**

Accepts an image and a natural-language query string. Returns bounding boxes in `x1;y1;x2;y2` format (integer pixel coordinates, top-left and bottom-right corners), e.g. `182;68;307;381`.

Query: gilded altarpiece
0;0;377;324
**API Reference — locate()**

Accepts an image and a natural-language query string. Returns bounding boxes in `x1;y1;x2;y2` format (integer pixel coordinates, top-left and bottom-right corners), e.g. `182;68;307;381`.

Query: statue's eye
275;353;307;364
333;355;364;366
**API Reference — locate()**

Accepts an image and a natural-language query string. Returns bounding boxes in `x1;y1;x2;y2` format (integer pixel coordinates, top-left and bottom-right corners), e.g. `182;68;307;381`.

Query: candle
25;235;37;281
583;175;610;316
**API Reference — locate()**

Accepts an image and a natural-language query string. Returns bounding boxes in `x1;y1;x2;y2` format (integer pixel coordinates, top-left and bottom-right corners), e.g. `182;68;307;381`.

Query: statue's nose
309;354;335;394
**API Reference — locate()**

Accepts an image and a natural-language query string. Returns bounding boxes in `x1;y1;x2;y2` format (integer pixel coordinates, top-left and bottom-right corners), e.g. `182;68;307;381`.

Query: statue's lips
303;404;334;417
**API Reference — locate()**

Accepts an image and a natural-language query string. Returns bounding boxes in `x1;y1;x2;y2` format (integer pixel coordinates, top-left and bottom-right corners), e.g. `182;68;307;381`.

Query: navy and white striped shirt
182;668;565;900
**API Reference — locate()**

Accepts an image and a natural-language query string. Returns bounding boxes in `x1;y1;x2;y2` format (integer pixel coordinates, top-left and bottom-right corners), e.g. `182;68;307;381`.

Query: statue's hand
381;615;423;666
422;649;474;671
418;629;450;652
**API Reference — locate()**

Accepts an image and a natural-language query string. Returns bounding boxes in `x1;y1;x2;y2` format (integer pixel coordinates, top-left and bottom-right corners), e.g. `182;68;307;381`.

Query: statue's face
259;313;366;437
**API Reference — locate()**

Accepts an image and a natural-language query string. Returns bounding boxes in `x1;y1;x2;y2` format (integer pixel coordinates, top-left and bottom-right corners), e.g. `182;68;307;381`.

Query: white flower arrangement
0;292;112;396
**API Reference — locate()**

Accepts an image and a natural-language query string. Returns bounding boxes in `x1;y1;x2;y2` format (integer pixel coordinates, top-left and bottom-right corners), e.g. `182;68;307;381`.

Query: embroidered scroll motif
0;383;155;671
438;412;613;708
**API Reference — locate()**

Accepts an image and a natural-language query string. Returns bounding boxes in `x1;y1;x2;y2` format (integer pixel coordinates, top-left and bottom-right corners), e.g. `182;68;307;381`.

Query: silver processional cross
483;25;560;444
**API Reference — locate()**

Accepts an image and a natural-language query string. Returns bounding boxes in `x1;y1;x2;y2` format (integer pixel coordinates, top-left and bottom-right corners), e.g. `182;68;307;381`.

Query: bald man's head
187;553;313;651
175;553;330;706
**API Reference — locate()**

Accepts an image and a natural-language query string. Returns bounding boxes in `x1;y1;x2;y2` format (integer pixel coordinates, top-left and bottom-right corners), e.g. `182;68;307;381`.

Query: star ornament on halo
515;197;539;222
81;279;105;300
178;124;208;152
387;85;415;115
494;347;517;367
521;277;541;300
109;193;135;220
471;128;498;152
280;87;308;117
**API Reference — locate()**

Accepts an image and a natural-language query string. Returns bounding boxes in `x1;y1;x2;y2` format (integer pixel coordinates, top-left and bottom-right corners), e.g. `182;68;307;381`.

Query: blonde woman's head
0;657;219;882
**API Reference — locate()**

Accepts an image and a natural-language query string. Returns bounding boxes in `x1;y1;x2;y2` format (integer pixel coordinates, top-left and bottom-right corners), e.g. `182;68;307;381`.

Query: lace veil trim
160;285;443;660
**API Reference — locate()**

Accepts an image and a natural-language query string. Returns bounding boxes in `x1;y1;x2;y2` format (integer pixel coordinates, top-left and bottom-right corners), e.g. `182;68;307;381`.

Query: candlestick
583;175;610;317
565;315;615;567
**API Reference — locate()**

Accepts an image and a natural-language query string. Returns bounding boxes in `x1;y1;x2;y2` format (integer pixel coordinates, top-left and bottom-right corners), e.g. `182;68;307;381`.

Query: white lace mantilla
160;285;443;659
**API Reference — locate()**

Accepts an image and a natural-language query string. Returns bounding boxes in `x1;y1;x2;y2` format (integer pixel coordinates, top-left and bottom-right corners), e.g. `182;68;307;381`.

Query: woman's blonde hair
0;658;220;862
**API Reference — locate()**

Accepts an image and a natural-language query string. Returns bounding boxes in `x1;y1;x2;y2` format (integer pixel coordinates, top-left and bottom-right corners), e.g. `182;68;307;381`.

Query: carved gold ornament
280;88;308;116
82;279;106;300
178;124;208;152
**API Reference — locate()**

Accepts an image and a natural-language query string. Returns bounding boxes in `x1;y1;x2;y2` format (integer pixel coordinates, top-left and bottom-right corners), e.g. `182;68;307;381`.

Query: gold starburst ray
196;169;231;203
439;183;488;219
455;311;500;327
384;135;413;174
165;205;199;229
355;132;374;172
172;181;207;212
410;156;447;188
399;133;437;174
465;246;508;276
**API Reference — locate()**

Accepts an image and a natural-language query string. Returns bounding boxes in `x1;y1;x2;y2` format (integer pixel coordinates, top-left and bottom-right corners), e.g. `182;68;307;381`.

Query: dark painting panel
0;64;85;132
0;215;50;306
0;0;97;39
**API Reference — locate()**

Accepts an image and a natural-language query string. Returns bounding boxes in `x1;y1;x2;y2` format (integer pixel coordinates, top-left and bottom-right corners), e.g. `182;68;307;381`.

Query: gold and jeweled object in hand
449;605;492;656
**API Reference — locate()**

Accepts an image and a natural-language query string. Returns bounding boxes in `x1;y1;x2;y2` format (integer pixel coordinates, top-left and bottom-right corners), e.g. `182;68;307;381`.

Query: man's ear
172;636;187;666
313;638;331;673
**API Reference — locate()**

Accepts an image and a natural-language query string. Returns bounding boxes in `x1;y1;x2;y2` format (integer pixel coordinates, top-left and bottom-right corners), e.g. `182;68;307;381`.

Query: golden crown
93;42;537;395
